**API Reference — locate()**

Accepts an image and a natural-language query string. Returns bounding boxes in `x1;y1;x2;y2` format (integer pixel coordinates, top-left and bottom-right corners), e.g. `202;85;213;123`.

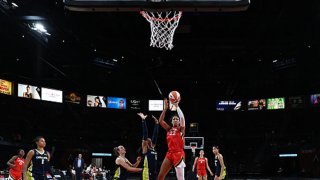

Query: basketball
168;91;181;103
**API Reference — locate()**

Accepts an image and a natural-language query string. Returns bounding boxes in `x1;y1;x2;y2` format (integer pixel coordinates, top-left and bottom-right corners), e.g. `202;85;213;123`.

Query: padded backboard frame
184;137;204;150
64;0;250;12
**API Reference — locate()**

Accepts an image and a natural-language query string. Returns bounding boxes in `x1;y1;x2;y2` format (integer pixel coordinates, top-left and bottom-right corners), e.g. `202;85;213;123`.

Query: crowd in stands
1;94;320;178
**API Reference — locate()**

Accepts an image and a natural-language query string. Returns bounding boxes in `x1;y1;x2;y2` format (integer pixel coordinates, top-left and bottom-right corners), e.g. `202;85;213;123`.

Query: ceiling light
30;23;51;36
11;2;18;7
35;23;46;32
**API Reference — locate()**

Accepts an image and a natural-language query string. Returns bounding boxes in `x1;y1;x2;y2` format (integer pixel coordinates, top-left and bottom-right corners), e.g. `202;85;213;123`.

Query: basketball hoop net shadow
140;11;182;50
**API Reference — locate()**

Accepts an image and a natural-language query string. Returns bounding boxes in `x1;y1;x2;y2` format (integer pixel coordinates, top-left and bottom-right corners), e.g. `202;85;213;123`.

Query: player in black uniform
212;146;226;180
23;136;55;180
137;113;159;180
113;145;142;180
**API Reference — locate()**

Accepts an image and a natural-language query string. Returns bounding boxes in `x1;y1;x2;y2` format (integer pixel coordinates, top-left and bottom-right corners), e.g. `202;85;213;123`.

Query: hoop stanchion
140;11;182;50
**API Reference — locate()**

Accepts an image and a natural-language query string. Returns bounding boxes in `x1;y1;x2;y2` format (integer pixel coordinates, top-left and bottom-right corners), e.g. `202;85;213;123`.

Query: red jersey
9;157;24;180
166;127;184;153
197;157;207;171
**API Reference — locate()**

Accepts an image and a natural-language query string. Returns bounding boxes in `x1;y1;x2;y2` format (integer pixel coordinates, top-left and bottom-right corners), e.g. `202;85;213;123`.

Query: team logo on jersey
169;129;177;135
17;159;24;165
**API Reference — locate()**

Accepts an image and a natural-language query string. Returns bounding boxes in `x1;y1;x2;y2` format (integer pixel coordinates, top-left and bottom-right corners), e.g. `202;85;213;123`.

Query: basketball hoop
140;11;182;50
191;145;196;154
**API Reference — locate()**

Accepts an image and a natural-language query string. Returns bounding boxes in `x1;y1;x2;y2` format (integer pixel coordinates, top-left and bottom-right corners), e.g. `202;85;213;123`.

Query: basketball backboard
184;137;204;150
64;0;250;12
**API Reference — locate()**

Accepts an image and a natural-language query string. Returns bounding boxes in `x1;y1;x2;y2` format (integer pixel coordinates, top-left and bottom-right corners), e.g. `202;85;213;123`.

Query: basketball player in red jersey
7;149;25;180
158;98;186;180
192;150;213;180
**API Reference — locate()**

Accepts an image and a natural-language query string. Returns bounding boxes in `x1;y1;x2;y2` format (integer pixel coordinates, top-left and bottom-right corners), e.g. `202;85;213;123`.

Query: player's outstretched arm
138;113;149;153
151;115;159;148
159;99;170;131
116;158;142;172
176;103;185;135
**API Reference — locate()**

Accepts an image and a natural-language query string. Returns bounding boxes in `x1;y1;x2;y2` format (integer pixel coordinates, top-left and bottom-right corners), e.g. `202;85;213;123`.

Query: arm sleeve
142;120;148;140
151;123;159;145
177;106;185;127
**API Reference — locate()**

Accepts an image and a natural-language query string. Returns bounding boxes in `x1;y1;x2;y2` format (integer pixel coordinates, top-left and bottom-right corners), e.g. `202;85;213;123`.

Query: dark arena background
1;0;320;179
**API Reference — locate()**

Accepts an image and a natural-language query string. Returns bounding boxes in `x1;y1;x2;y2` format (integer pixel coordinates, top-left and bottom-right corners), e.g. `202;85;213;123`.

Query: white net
141;11;182;50
191;146;196;153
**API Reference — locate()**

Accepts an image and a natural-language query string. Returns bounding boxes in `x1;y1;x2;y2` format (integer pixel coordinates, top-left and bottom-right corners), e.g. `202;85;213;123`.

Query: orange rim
140;11;182;22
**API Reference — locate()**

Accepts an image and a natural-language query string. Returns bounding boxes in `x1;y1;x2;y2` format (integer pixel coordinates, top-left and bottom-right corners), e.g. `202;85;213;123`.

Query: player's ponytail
113;147;120;156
